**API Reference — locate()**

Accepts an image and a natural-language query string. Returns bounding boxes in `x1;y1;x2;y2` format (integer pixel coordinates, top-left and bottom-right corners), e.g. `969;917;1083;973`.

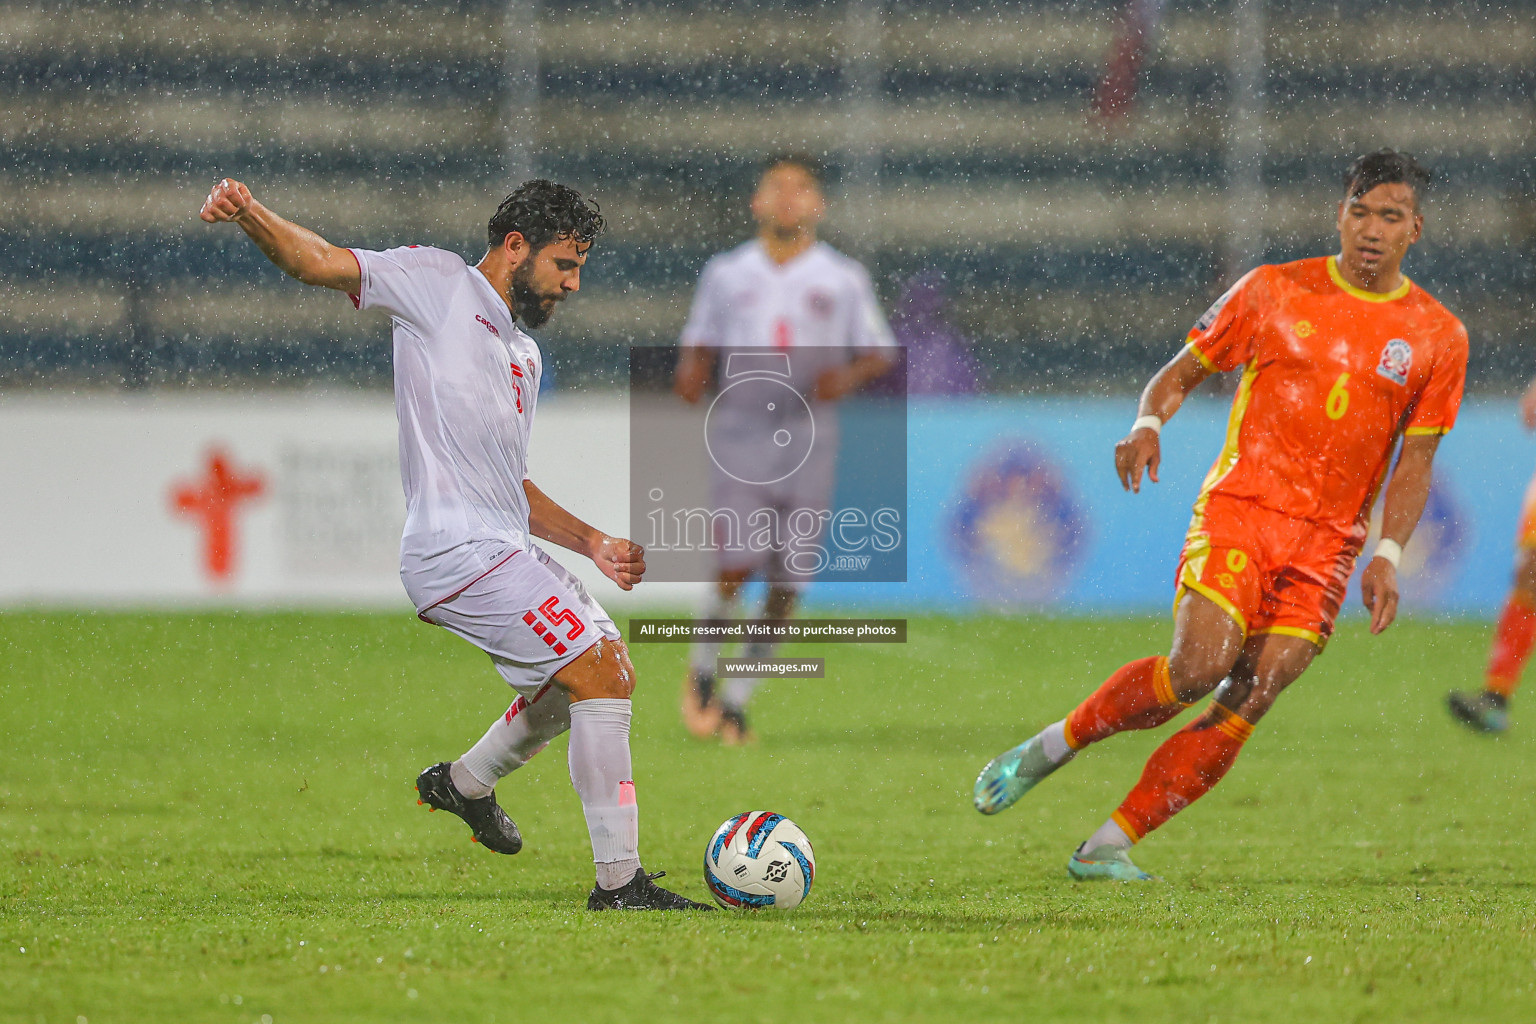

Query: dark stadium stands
3;0;1532;390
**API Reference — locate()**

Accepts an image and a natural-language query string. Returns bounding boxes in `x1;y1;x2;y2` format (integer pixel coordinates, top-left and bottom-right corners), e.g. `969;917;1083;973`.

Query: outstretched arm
1360;433;1440;635
674;347;715;404
199;178;361;292
1114;345;1213;493
523;480;646;591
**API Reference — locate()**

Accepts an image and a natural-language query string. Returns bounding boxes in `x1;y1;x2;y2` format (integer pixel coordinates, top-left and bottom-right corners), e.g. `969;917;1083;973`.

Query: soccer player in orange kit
1447;375;1536;734
973;149;1469;881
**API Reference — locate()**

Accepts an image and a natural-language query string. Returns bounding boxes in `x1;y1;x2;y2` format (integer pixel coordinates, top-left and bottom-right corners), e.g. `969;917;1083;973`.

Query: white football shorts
710;450;835;581
416;543;620;698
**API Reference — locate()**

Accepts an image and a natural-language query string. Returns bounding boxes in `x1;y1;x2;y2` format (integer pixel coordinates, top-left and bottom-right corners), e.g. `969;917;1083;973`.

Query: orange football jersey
1186;255;1468;537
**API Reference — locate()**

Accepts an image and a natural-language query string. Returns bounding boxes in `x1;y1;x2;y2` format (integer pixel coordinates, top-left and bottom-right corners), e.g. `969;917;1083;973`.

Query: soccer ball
703;811;816;910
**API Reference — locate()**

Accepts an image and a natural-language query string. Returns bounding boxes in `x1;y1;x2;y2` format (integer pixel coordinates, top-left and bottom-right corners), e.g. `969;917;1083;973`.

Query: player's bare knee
1212;672;1255;708
1167;643;1238;702
611;640;638;698
718;571;750;600
1168;596;1244;700
1515;548;1536;598
594;642;636;699
592;670;634;700
556;639;636;702
565;669;631;702
764;585;799;618
1169;670;1223;704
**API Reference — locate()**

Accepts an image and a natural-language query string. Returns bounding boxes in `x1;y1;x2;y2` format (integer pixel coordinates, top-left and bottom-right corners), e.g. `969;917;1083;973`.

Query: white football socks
568;698;641;890
689;590;741;674
455;690;572;798
721;639;776;712
1082;818;1135;853
449;760;493;800
1038;719;1077;766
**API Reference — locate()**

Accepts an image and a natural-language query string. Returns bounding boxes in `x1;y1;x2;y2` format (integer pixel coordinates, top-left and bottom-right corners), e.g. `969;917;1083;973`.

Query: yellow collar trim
1328;255;1411;302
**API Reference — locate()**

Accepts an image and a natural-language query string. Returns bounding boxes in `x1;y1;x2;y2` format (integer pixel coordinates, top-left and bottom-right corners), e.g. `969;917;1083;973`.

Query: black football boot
587;869;715;911
414;762;523;854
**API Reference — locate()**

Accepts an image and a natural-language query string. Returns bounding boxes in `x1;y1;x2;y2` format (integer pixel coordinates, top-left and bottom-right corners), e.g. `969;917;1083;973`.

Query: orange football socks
1111;703;1255;842
1064;655;1189;750
1485;590;1536;699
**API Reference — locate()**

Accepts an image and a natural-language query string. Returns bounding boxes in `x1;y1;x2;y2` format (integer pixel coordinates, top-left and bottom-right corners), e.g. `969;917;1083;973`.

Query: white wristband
1374;538;1403;568
1131;415;1163;435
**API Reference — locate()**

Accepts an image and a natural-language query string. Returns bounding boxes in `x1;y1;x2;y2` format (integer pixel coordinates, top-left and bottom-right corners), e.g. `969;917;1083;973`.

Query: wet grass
2;611;1533;1023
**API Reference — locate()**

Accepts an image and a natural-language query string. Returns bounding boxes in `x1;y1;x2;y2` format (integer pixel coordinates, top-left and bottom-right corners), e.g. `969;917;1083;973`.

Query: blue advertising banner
815;396;1532;617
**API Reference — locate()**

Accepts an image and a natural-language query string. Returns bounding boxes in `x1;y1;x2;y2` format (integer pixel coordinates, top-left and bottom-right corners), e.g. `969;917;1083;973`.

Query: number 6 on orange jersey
1326;373;1351;420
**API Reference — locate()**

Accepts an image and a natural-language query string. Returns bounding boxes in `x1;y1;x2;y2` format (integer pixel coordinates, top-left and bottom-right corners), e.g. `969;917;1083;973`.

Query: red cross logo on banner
170;448;267;582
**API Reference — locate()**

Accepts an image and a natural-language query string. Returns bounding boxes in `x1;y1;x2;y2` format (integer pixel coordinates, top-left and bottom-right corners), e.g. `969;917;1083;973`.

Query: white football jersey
679;240;897;535
680;239;895;358
349;245;542;610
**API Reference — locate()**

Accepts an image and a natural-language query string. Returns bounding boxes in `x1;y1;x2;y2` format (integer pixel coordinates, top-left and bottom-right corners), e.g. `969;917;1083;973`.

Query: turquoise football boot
1067;843;1159;882
1447;690;1510;734
973;735;1072;815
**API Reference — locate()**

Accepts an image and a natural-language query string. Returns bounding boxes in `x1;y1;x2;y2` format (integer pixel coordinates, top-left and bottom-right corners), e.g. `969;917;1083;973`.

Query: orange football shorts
1175;494;1360;648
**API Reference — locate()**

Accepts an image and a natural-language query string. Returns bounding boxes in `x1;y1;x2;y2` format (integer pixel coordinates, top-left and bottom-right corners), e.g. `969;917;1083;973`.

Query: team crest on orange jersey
1376;338;1413;386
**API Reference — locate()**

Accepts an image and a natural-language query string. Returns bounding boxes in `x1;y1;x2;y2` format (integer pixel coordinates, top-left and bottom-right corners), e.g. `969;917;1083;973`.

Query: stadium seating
3;0;1531;390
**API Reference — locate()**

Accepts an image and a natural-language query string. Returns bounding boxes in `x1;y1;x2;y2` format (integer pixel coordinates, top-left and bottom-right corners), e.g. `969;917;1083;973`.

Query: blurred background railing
3;0;1532;394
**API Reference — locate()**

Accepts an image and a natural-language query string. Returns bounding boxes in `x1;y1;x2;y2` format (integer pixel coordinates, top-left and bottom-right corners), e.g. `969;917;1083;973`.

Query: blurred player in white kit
200;177;710;911
673;155;897;744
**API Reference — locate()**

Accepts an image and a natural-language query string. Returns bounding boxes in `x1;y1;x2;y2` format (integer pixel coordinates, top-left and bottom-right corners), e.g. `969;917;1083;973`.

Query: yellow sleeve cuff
1185;341;1220;373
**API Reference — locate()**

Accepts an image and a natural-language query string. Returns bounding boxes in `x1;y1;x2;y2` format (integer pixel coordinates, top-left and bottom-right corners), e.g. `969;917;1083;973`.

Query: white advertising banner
0;392;677;608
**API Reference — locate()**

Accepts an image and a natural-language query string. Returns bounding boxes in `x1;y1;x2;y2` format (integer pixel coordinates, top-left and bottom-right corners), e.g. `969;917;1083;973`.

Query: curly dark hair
487;179;605;252
1343;149;1431;206
760;152;826;186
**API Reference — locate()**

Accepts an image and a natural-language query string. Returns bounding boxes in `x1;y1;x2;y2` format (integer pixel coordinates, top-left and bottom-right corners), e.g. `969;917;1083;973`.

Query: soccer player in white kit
674;155;896;744
200;177;710;911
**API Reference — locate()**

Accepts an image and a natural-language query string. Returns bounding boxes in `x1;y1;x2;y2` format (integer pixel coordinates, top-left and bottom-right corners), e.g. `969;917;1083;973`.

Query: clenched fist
200;178;256;223
591;534;646;591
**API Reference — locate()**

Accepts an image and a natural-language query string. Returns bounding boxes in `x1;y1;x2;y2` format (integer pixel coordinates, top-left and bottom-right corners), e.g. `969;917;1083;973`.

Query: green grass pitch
2;611;1534;1023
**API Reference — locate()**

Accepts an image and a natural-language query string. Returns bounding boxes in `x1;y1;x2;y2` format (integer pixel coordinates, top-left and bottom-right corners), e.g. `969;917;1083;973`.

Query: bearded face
510;256;562;328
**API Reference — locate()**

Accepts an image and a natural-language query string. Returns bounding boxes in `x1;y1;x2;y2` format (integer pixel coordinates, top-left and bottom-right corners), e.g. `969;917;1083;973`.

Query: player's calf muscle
1217;641;1315;721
